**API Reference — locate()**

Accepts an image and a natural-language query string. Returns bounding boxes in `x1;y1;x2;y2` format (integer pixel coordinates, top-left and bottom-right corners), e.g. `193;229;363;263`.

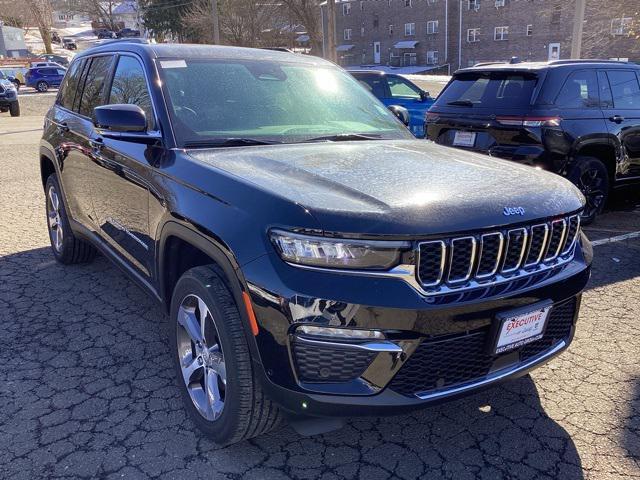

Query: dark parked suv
40;43;592;445
427;60;640;223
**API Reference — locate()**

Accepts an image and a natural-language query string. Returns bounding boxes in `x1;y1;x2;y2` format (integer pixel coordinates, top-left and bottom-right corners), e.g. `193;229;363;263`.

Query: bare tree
25;0;54;54
278;0;323;54
61;0;121;30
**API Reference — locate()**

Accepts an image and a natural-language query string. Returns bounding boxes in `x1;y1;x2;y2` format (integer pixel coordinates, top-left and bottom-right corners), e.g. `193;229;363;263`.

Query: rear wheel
45;174;96;264
9;101;20;117
170;266;282;445
567;156;609;225
36;81;49;92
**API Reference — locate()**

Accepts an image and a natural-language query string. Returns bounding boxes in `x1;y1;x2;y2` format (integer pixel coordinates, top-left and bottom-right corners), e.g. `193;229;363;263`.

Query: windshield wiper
446;100;474;107
303;133;382;143
183;138;281;148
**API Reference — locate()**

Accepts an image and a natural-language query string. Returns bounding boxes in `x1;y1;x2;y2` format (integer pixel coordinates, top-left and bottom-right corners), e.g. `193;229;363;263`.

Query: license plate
453;131;476;147
493;305;552;354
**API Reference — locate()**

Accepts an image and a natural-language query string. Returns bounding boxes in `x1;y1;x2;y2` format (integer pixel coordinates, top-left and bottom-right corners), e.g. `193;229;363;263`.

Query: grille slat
389;298;577;397
416;214;580;291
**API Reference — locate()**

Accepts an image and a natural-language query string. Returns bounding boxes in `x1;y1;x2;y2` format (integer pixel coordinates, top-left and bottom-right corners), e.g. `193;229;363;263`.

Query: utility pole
212;0;221;44
327;0;337;62
571;0;585;58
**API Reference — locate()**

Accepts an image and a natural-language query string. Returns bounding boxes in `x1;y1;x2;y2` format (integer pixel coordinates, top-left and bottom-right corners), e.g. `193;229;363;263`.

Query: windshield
435;71;538;110
157;58;412;146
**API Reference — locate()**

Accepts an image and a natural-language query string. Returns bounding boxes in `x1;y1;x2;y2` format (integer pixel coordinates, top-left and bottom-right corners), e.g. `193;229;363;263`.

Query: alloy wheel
47;186;63;252
578;167;606;220
176;294;226;421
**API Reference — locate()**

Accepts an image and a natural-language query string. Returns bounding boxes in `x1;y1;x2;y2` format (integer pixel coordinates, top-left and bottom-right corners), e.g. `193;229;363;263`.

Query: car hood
187;139;584;236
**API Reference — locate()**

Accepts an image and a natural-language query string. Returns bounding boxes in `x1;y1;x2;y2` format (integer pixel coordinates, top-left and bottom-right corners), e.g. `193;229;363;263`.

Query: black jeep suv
426;60;640;223
40;43;592;445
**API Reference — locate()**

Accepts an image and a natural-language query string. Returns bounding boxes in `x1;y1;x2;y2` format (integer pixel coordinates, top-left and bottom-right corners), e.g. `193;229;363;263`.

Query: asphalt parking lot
1;114;640;479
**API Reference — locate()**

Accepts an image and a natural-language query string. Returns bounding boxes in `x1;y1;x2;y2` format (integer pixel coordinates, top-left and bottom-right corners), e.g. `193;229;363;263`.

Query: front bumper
242;236;591;417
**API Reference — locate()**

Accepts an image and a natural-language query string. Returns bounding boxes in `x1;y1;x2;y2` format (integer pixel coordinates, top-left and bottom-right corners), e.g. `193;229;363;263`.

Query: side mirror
420;90;431;101
387;105;410;126
94;104;147;132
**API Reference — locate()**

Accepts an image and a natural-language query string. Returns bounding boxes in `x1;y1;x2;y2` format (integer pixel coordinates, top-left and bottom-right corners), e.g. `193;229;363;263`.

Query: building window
360;1;364;10
494;26;508;41
467;28;480;42
611;17;632;36
468;0;480;11
344;29;352;40
427;20;439;34
427;50;439;64
405;0;412;6
405;23;416;36
526;24;533;36
343;3;351;15
361;25;365;36
373;15;379;28
495;0;505;7
389;24;394;35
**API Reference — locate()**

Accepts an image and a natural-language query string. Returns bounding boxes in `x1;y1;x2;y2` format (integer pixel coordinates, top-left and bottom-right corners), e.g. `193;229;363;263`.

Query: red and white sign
495;306;551;354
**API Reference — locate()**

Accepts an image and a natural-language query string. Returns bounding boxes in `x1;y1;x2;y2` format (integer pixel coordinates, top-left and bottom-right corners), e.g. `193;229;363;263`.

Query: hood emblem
503;207;526;216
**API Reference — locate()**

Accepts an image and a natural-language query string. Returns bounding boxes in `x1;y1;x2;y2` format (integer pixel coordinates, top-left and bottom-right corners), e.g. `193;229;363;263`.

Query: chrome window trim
502;228;528;274
476;232;504;279
416;240;446;286
448;236;477;283
545;218;567;261
524;223;549;267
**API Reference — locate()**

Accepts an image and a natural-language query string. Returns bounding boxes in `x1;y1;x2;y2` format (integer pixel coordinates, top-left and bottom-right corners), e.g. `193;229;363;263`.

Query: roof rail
548;59;629;65
472;61;506;67
94;38;149;47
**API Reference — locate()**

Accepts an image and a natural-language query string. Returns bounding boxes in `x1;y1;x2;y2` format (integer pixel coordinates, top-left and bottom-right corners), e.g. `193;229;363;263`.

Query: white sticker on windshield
160;60;187;69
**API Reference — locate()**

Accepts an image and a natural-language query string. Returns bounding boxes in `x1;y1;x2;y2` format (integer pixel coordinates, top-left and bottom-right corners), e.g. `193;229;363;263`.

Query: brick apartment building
321;0;639;72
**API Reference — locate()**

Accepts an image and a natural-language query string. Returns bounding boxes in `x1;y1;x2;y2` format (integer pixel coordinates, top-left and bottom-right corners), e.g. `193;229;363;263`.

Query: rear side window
606;70;640;109
435;72;538;109
554;70;599;108
78;55;115;118
108;56;155;130
58;59;84;110
387;76;421;99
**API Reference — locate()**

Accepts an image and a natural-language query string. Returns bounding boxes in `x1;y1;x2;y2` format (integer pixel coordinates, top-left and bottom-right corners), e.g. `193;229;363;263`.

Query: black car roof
456;59;639;74
77;42;334;67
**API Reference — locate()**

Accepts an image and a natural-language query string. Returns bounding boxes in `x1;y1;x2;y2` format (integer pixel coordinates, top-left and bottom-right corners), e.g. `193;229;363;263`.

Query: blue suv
351;70;435;137
25;67;66;92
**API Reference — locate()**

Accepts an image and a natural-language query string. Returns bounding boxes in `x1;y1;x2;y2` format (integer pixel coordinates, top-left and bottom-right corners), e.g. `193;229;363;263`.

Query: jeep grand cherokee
40;43;592;445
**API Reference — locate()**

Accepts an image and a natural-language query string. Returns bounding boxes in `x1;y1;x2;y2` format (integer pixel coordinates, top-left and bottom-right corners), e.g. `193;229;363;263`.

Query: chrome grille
416;214;581;290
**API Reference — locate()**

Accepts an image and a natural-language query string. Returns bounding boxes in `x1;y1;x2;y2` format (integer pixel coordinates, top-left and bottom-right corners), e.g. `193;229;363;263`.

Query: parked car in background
0;78;19;116
351;70;435;137
426;59;640;224
31;61;65;69
36;54;70;67
25;66;66;92
40;43;591;445
116;28;140;38
96;29;117;39
63;38;78;50
0;68;23;90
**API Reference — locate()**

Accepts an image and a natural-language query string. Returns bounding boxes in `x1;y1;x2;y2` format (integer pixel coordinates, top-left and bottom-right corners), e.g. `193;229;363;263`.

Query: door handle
609;115;625;123
89;137;104;151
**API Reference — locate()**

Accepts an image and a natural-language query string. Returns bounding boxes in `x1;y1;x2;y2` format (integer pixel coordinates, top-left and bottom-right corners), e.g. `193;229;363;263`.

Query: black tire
45;174;97;264
36;81;49;92
12;80;20;91
567;156;609;225
9;101;20;117
170;266;282;445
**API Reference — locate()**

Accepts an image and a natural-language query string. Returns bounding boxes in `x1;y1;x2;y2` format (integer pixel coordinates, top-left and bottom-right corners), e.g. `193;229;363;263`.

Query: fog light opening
297;325;385;340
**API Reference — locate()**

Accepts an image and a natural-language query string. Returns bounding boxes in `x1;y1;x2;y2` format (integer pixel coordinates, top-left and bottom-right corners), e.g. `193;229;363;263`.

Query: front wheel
170;266;282;445
36;81;49;92
9;101;20;117
11;80;20;91
567;156;609;225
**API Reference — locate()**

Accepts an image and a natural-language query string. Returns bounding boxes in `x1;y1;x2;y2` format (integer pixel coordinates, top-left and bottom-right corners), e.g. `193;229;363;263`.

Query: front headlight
270;229;410;270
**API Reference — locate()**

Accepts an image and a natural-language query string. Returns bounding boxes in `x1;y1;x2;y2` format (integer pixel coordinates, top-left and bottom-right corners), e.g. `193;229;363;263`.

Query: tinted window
554;70;599;108
78;56;115;118
58;59;84;110
108;56;155;129
387;76;421;99
607;70;640;109
56;69;66;75
435;72;537;109
355;75;389;98
597;71;613;108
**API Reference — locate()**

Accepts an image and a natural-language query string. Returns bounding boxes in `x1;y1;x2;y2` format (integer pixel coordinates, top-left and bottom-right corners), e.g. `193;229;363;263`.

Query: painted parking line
591;231;640;246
